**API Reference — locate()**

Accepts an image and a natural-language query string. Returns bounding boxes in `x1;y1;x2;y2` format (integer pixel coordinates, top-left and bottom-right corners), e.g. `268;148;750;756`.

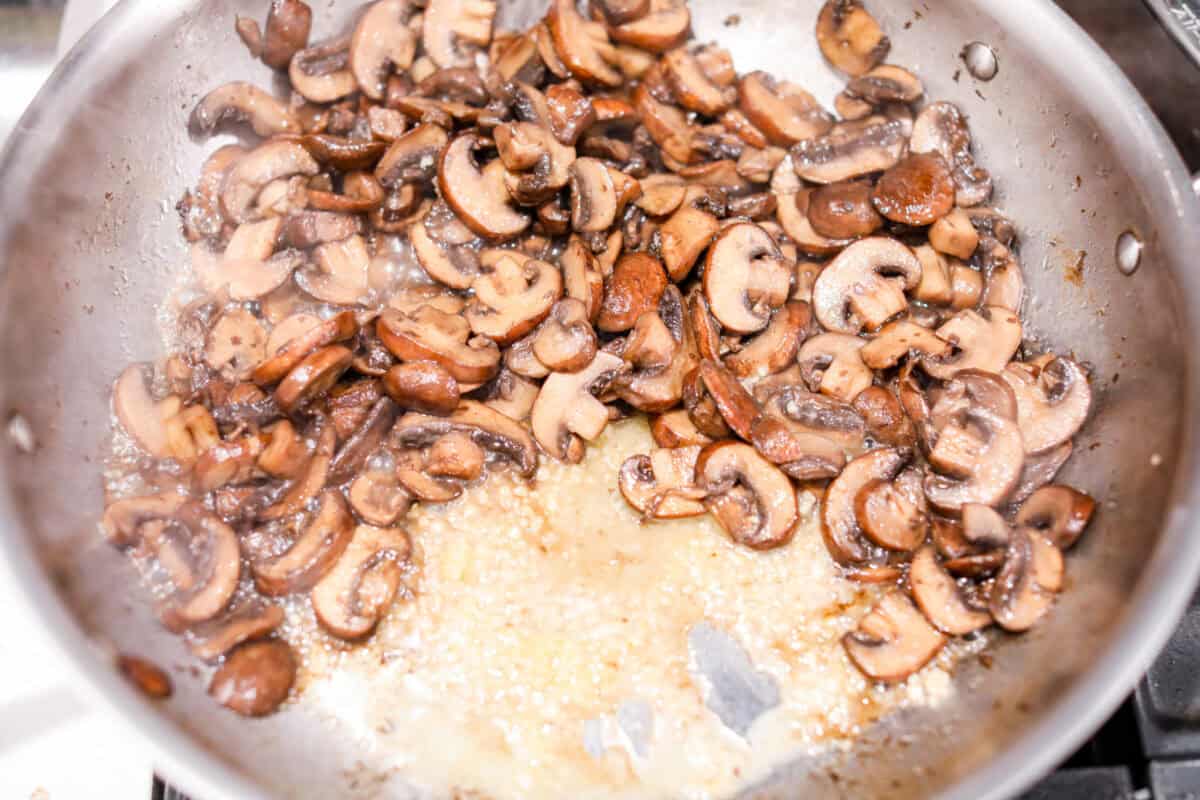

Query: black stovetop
151;1;1200;798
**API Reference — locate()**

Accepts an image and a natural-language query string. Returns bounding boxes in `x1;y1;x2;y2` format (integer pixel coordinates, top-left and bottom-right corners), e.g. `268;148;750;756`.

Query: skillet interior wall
0;0;1186;797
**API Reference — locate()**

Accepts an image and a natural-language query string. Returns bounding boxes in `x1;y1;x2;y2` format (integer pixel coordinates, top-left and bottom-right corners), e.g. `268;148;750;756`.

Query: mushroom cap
208;639;296;717
438;133;531;241
737;71;833;146
1015;484;1095;550
350;0;417;100
748;414;845;481
261;0;312;70
822;447;910;564
288;37;357;103
852;385;917;448
253;310;357;386
532;298;599;372
854;472;928;552
807;179;883;240
597;252;668;333
618;446;706;519
252;489;355;596
660;200;721;282
664;47;732;116
726;300;812;378
607;0;690;52
790;116;907;185
1001;357;1092;455
812;236;921;334
872;152;956;226
312;524;412;639
815;0;890;76
796;332;873;404
377;305;501;384
221;140;319;224
695;441;799;550
775;184;853;257
423;0;496;67
910;101;993;208
909;546;991;636
922;306;1022;380
383;361;461;415
843;590;946;684
375;124;450;188
702;222;792;334
465;254;562;345
547;0;622;86
650;408;713;448
924;406;1025;512
273;345;353;413
393;399;539;477
189;81;299;138
530;350;625;462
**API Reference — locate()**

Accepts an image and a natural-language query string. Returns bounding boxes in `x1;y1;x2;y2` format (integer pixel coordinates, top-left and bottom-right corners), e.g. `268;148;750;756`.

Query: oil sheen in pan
293;418;982;800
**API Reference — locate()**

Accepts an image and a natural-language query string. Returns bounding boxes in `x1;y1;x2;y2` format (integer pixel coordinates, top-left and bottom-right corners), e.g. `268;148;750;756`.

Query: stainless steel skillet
1;0;1199;797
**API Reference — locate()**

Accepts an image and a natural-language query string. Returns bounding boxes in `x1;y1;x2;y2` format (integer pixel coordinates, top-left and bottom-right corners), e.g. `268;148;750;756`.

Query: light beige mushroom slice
911;102;993;207
258;424;336;523
112;365;181;458
1001;358;1092;455
351;0;417;99
204;309;267;383
844;590;945;684
560;235;605;321
253;310;357;386
188;81;299;138
395;449;462;503
186;601;286;662
815;0;890;76
961;502;1011;548
532;298;598;372
1015;484;1096;550
375;124;450;188
912;244;953;305
192;218;300;301
101;493;188;546
924;407;1025;512
909;546;991;636
426;432;487;480
790;116;907;185
822;447;909;564
618;446;707;519
990;528;1063;633
465;254;562;345
423;0;495;67
929;208;979;260
289;37;357;103
702;222;792;335
392;400;539;477
253;490;354;596
531;350;625;462
478;370;540;422
496;121;577;205
156;507;244;632
409;215;480;290
547;0;622;86
312;524;412;639
439;134;531;241
696;441;799;550
797;332;872;404
636;173;688;217
775;179;853;257
377;305;501;384
845;64;923;106
860;320;951;370
725;301;812;378
982;249;1025;312
295;234;371;305
922;306;1022;380
738;71;833;146
811;237;921;334
221;140;319;224
257;419;311;480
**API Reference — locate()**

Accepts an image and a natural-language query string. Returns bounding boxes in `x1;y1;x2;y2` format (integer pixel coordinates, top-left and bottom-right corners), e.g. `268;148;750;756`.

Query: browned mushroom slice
203;310;267;384
702;222;791;335
980;246;1025;313
377;305;501;384
179;144;246;240
187;601;286;662
261;0;312;70
568;157;620;232
383;361;460;415
350;0;416;99
559;235;605;321
852;386;916;448
790;116;907;184
872;152;956;226
659;194;721;282
805;180;883;240
619;446;707;519
349;469;413;527
298;135;389;173
253;311;356;386
909;546;991;636
748;414;845;481
193;433;268;492
950;264;982;311
822;447;909;564
465;255;562;345
922;306;1022;380
260;424;336;521
597;252;669;333
329;398;400;486
289;37;357;103
100;494;187;548
725;301;811;378
543;82;598;145
775;182;853;257
911;102;993;208
1009;439;1072;506
596;0;650;25
1001;358;1092;455
547;0;622;86
478;370;540;422
111;365;180;458
425;432;487;481
221;140;320;224
312;524;412;639
663;47;732;116
393;400;539;477
696;441;798;550
274;345;353;413
257;419;310;479
531;351;625;462
961;502;1011;548
495;126;576;207
737;71;833;147
439;134;531;241
816;0;889;76
607;0;689;51
990;527;1063;632
854;467;928;551
845;64;923;106
395;449;463;502
1015;484;1095;550
421;0;495;66
692;361;756;440
283;209;363;249
635;174;687;217
797;333;872;404
925;407;1024;512
156;506;243;631
532;298;599;372
191;222;300;301
843;590;945;684
860;320;952;370
253;490;354;596
409;220;479;291
189;82;299;138
811;237;921;334
929;207;980;260
623;310;675;370
209;639;296;717
375;124;450;188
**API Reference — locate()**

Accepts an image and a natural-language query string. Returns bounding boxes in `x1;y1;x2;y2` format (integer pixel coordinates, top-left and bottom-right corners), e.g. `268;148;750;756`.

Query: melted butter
295;419;965;799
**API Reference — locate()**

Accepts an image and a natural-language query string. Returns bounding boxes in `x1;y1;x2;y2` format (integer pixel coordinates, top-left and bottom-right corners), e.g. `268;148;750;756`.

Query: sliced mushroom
189;82;299;138
822;447;909;564
811;237;921;334
377;305;501;384
636;173;687;217
329;397;400;485
351;0;417;99
929;207;979;259
221;140;319;224
912;244;952;305
1001;358;1091;455
910;102;992;208
259;424;336;520
375;124;450;188
860;320;951;369
193;433;268;492
313;524;411;639
409;217;480;291
651;408;713;448
465;254;562;345
253;489;354;596
872;153;956;226
261;0;312;69
209;639;296;717
192;219;300;301
289;37;357;103
596;0;651;25
797;332;872;404
846;64;923;106
695;441;798;550
725;301;811;378
424;0;495;67
395;449;464;502
659;194;721;282
619;446;706;518
568;157;620;232
664;47;733;116
775;184;853;257
922;306;1022;380
748;414;845;481
607;0;690;52
155;506;243;631
478;370;541;422
816;0;889;76
544;82;598;145
694;360;760;440
257;419;311;479
392;400;539;477
790;115;907;184
990;528;1063;632
961;502;1011;548
348;470;412;527
597;252;669;333
283;209;363;249
1010;440;1073;506
531;350;625;462
737;71;833;147
843;590;945;683
559;235;605;321
439;133;531;241
383;361;460;415
855;468;927;551
547;0;622;86
980;246;1025;313
532;298;599;371
112;365;180;458
702;222;791;334
852;385;916;447
254;310;356;386
187;601;286;662
807;180;883;240
909;546;991;636
274;345;353;413
1015;484;1095;550
925;407;1024;512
